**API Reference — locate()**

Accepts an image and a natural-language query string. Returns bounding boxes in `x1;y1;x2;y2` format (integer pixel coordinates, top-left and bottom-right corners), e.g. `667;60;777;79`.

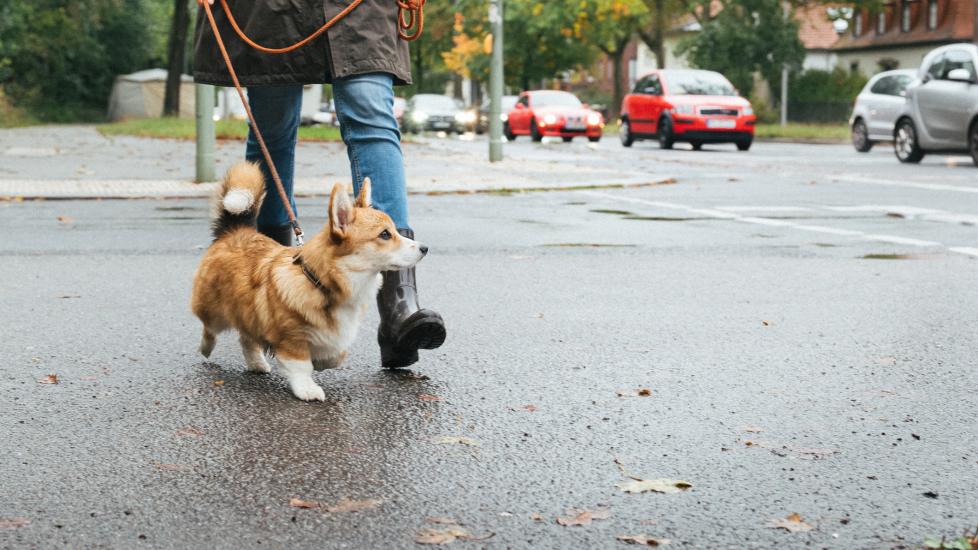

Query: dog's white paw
245;355;272;374
290;377;326;402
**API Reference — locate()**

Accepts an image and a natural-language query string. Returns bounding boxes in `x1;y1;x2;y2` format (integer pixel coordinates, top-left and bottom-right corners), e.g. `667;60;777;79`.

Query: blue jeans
246;73;410;230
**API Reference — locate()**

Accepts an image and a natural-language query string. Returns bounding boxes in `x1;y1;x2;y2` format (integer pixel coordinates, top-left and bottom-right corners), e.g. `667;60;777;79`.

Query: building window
927;0;938;29
877;11;886;34
854;12;863;36
901;0;911;31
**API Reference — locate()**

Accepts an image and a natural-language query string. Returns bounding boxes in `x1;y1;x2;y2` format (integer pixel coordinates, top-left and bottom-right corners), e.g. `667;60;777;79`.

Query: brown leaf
419;394;442;402
324;498;382;513
0;518;30;529
56;216;74;224
617;479;693;494
530;513;544;521
762;320;770;326
617;388;652;398
523;404;538;412
213;380;225;386
289;498;320;509
617;534;670;546
175;426;204;437
556;508;611;526
637;388;652;396
414;527;470;545
38;374;58;385
425;516;460;525
768;513;813;533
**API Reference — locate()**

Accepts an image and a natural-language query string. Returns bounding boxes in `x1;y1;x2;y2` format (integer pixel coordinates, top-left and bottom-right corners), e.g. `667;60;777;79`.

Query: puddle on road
860;253;934;260
625;215;703;222
814;242;839;248
590;208;634;216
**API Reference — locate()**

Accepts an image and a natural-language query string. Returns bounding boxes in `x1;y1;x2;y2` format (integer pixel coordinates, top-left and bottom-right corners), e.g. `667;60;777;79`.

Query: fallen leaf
425;516;460;525
56;216;74;223
0;518;30;529
617;534;670;546
744;426;763;433
556;508;611;526
530;513;544;521
637;388;652;396
523;404;538;412
325;498;382;513
213;380;225;386
289;498;320;509
922;491;939;499
419;394;442;402
762;320;770;326
414;527;470;545
175;426;204;437
617;479;692;494
617;388;652;398
38;374;58;384
912;433;921;440
435;436;479;446
768;512;813;533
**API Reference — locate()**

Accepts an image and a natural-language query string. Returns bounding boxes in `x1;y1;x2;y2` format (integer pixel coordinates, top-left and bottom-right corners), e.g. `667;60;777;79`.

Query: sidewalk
0;125;669;199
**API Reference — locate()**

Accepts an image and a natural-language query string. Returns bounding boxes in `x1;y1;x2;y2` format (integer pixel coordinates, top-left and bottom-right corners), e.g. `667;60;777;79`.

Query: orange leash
201;0;426;244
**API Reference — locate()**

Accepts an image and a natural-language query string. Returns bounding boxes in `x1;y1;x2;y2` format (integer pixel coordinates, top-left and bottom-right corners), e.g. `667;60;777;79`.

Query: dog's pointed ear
355;177;372;208
329;183;354;238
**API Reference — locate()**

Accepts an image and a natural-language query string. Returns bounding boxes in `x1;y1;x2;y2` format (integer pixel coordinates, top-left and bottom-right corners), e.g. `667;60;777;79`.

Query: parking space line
578;190;974;258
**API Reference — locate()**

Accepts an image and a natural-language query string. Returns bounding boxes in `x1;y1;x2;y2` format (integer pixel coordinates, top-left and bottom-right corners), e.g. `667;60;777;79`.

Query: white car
849;69;916;152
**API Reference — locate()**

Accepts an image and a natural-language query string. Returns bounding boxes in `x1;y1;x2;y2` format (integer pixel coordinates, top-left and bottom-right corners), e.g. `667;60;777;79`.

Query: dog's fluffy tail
212;162;266;240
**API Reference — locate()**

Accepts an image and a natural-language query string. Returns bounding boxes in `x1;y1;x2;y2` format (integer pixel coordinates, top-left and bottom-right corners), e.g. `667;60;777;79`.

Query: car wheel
531;120;542;142
690;140;702;151
619;120;634;147
562;136;574;143
851;119;873;152
588;136;601;143
894;118;924;163
503;121;515;141
657;117;674;150
736;138;752;151
970;120;978;167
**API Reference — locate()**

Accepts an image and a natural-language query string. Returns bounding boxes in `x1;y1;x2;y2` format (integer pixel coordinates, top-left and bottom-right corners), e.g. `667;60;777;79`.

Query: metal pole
780;65;788;126
195;83;216;183
488;0;504;162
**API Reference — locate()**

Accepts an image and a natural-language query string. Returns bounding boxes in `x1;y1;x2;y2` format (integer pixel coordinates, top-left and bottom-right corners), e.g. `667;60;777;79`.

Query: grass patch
755;123;849;141
0;90;37;128
97;117;342;142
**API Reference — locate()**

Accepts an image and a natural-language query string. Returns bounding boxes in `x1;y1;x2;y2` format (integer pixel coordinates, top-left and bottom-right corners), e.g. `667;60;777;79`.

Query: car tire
503;121;515;141
588;136;601;143
531;120;542;142
969;120;978;167
736;138;752;151
619;120;634;148
562;136;574;143
657;117;674;150
690;140;702;151
894;118;924;164
851;119;873;153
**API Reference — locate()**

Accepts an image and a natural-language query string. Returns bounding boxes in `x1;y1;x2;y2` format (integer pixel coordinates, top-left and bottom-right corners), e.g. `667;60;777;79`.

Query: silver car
849;69;916;152
895;43;978;166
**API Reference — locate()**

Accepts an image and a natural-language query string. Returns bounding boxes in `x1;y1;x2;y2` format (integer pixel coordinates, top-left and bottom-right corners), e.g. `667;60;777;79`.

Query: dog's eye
378;229;392;240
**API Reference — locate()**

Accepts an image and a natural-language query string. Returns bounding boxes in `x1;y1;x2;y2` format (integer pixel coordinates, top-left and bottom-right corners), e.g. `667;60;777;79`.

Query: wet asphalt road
3;138;978;549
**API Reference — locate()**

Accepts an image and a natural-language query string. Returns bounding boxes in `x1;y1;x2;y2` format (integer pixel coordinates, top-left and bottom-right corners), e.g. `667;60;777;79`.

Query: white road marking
716;206;814;213
578;190;974;258
832;175;978;194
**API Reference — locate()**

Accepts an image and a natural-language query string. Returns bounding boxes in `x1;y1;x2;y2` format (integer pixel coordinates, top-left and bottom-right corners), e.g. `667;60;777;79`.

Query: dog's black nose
419;244;429;256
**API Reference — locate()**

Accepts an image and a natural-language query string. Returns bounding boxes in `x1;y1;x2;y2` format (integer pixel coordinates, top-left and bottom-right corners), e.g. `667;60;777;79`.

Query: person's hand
197;0;214;6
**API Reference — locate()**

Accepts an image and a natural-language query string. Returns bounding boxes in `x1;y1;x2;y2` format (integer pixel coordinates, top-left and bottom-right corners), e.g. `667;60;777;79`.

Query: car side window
926;53;945;81
518;95;529;108
633;77;649;94
870;76;894;95
644;76;662;96
942;49;976;80
892;75;912;94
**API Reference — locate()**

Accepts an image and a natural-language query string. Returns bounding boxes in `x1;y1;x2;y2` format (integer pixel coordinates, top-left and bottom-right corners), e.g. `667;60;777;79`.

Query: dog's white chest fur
306;272;382;359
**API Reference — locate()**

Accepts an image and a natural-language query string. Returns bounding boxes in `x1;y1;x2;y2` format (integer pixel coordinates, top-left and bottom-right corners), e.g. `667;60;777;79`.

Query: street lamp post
488;0;504;162
195;84;216;183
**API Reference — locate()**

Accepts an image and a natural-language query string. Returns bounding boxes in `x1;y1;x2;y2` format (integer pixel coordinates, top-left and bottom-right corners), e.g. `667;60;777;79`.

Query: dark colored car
476;95;518;134
619;69;756;151
401;94;465;134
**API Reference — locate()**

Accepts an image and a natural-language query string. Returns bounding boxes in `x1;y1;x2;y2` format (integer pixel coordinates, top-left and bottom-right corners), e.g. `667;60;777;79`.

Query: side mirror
922;73;932;84
947;68;974;82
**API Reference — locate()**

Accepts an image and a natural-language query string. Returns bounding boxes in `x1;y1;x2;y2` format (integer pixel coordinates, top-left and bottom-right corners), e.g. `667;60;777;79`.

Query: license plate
565;123;585;131
433;122;450;129
706;119;736;129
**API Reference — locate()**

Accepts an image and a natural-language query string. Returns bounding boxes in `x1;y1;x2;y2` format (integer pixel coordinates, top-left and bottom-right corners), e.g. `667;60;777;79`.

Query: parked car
894;44;978;166
476;95;518;134
402;94;465;134
504;91;604;142
849;69;917;152
619;69;756;151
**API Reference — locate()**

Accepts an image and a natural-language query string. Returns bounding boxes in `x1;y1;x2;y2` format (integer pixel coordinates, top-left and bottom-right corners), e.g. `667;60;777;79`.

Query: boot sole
380;317;447;369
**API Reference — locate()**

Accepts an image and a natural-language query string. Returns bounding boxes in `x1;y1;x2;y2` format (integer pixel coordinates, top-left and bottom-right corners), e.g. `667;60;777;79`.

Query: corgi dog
191;162;427;401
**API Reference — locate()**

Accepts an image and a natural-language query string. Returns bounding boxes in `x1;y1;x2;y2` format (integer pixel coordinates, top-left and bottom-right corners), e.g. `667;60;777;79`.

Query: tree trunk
611;48;625;119
163;0;190;117
654;0;665;68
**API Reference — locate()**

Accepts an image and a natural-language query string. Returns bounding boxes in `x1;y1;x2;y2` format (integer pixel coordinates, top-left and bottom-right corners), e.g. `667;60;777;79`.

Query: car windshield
532;91;582;108
664;71;737;96
413;95;458;110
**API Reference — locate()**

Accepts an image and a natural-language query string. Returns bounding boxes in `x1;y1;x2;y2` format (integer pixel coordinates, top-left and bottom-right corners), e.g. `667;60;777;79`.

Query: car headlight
587;113;602;126
500;113;508;122
411;111;428;123
672;105;694;115
543;114;558;126
455;111;476;124
742;106;754;116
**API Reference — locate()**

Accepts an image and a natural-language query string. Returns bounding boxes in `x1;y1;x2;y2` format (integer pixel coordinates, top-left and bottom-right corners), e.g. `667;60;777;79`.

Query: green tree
579;0;649;116
676;0;804;96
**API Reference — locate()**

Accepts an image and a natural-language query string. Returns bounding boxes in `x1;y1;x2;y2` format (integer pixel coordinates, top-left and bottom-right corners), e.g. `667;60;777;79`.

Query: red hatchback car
619;69;756;150
505;90;604;143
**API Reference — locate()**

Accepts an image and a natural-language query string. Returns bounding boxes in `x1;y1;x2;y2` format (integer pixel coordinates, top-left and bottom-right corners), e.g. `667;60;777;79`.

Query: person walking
193;0;445;369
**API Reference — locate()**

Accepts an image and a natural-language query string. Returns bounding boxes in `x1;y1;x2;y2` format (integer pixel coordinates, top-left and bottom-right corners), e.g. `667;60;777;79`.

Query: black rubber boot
258;223;294;246
377;228;447;369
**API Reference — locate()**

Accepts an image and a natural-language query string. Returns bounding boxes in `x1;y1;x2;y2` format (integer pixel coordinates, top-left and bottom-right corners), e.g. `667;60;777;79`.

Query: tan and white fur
191;162;425;401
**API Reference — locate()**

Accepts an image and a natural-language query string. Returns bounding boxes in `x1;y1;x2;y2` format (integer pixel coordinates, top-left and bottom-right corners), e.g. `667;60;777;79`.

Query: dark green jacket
193;0;412;87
